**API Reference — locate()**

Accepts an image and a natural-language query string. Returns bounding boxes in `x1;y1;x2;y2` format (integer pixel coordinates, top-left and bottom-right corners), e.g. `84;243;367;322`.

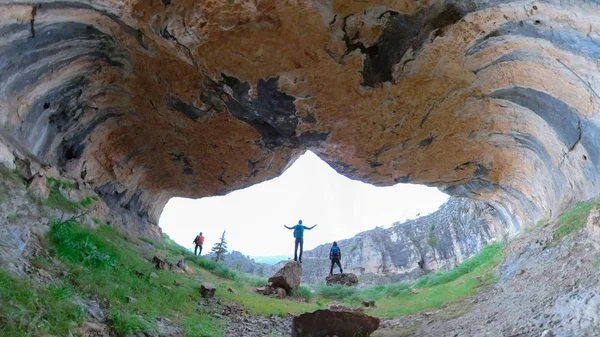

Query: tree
211;230;228;263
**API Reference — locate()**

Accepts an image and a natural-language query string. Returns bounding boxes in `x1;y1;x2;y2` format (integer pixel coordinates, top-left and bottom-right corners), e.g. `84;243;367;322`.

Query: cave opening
159;151;449;259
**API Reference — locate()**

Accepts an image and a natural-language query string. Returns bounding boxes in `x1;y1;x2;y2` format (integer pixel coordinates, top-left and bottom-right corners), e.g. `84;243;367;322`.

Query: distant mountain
252;255;290;265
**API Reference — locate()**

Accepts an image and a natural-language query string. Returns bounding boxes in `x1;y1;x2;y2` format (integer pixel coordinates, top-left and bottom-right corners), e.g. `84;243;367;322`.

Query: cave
1;0;599;240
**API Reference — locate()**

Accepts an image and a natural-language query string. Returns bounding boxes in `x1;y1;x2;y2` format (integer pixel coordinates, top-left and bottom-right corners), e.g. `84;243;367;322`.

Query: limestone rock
149;272;159;279
152;256;171;270
256;285;287;298
268;261;302;291
298;198;509;285
292;309;380;337
200;283;216;298
541;330;555;337
4;0;600;253
326;273;359;286
176;259;190;273
0;142;15;171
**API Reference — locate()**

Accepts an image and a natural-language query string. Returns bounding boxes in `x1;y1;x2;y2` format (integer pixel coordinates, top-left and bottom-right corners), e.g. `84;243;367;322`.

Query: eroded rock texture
2;0;600;234
297;197;508;285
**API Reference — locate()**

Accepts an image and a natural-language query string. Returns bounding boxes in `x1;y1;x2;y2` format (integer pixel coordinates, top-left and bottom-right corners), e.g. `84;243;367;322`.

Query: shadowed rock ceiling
2;0;599;232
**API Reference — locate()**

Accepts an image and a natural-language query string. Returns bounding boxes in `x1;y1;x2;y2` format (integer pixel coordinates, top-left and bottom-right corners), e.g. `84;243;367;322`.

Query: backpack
330;246;340;257
293;224;304;238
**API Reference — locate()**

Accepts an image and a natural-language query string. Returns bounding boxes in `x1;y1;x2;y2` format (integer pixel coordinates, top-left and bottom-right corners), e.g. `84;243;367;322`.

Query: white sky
159;151;449;257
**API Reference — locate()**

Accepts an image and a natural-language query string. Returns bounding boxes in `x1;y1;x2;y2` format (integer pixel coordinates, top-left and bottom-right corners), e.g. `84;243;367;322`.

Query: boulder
255;284;287;298
200;283;216;298
176;259;191;273
361;300;376;308
27;174;49;200
326;273;359;286
268;261;302;291
152;256;171;270
292;309;380;337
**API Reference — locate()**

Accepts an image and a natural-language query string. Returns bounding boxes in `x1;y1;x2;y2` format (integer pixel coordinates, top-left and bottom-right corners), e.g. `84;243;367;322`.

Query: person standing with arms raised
284;220;317;263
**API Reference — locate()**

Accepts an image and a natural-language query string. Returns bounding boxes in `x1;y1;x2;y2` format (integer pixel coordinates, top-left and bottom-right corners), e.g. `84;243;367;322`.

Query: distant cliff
292;197;510;285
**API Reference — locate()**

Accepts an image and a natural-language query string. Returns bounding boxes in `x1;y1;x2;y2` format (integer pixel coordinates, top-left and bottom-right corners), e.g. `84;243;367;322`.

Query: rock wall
298;197;509;285
3;0;600;236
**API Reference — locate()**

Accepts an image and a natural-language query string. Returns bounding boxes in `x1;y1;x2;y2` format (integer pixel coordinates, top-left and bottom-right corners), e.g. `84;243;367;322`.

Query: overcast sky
159;151;449;258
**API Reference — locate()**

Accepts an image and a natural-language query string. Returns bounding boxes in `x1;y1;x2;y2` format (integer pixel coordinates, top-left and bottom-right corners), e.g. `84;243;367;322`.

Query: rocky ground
374;207;600;337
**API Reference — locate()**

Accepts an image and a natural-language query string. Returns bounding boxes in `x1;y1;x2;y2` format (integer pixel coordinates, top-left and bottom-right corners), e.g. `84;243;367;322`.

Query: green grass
79;195;98;208
0;270;84;336
6;214;19;224
46;220;223;336
46;178;81;213
316;242;504;318
412;243;502;288
290;285;314;301
552;198;600;244
525;218;547;233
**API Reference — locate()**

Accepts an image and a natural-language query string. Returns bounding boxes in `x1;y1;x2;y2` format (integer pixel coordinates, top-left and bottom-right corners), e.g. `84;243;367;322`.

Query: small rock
517;269;525;275
152;256;171;270
27;173;49;200
361;300;376;307
176;259;191;273
173;280;182;286
200;283;216;298
541;330;555;337
326;273;359;286
126;296;137;304
149;272;159;278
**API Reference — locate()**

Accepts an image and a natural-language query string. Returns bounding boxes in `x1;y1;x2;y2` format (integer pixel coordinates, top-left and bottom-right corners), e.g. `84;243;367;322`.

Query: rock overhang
1;0;600;234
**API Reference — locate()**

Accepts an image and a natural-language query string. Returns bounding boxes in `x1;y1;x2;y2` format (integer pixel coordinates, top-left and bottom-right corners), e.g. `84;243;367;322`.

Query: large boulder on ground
292;309;380;337
176;259;191;273
152;256;171;270
200;283;216;298
326;273;359;286
268;261;301;291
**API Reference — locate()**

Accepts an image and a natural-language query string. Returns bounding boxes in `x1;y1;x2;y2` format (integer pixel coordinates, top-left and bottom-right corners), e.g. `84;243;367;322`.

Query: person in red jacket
193;232;204;256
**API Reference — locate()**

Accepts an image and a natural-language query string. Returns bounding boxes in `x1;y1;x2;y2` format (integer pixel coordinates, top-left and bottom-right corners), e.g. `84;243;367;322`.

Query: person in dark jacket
193;232;204;256
284;220;317;263
329;241;343;275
